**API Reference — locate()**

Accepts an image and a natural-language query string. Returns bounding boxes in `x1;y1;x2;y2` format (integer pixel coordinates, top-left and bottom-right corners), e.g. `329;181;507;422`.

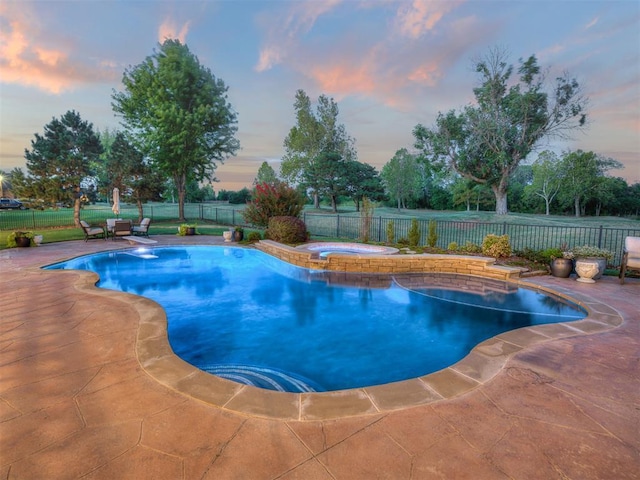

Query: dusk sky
1;0;639;192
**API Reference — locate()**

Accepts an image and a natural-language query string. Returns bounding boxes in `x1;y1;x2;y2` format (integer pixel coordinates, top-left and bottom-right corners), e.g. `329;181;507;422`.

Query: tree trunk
73;198;81;227
313;191;320;209
492;185;508;215
330;195;337;213
176;173;187;221
545;198;550;215
136;199;144;222
574;197;581;217
397;197;401;210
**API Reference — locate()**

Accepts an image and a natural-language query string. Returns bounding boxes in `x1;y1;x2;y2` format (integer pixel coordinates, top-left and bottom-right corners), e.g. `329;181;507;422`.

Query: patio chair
132;218;151;237
112;220;132;240
619;236;640;284
106;218;119;239
80;220;106;242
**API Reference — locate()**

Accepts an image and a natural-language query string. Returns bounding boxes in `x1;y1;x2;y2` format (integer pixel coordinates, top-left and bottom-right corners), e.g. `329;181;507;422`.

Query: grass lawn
0;221;242;249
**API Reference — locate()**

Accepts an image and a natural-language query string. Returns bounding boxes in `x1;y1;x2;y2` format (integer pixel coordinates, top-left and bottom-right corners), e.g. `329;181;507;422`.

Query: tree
381;148;422;209
102;132;165;220
414;47;587;215
112;39;240;221
254;161;279;186
559;150;622;217
451;178;494;211
281;90;356;208
303;152;352;213
527;151;562;215
590;176;628;216
344;161;385;211
23;110;102;224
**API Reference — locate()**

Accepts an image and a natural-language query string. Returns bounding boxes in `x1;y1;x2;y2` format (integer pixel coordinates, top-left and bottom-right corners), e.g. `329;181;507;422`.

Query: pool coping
46;242;624;421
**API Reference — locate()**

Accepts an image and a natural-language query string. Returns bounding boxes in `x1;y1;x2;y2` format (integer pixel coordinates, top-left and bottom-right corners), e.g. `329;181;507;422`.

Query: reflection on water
46;246;587;392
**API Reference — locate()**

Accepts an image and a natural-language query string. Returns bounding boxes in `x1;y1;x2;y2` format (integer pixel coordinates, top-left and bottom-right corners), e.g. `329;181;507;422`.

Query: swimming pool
46;246;586;393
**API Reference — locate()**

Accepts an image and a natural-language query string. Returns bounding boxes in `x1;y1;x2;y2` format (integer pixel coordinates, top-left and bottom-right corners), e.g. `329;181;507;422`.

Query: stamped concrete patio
1;236;638;479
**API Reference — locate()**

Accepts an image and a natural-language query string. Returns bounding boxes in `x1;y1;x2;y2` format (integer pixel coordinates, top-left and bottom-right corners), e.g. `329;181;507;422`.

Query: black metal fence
300;213;640;266
2;205;638;265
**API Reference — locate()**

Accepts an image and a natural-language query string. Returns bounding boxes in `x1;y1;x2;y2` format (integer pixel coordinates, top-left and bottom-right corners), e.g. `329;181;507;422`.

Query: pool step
202;364;325;393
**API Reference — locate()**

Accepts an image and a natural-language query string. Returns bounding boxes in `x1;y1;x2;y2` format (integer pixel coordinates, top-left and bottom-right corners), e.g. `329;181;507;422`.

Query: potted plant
573;245;613;281
7;231;36;247
178;224;197;236
233;226;244;242
543;246;574;278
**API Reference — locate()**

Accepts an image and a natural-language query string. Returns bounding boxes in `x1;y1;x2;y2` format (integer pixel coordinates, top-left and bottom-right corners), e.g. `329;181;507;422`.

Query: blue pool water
46;246;586;393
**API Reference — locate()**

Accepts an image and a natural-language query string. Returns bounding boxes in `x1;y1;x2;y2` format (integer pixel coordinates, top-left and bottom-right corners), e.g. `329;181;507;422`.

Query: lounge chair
619;236;640;284
112;220;132;240
132;218;151;237
80;220;106;241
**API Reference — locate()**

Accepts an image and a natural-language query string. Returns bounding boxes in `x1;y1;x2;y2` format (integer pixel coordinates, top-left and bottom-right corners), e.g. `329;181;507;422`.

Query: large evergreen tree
414;48;587;215
106;132;164;220
254;161;279;186
23;110;102;225
344;161;385;211
112;39;240;221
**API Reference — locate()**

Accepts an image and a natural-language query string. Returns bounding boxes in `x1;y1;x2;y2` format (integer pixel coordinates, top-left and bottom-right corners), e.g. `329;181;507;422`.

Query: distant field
307;205;640;229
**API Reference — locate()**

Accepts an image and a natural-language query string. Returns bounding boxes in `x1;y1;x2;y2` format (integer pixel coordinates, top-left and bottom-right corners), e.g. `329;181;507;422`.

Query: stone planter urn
223;231;233;242
584;257;607;280
550;258;573;278
575;259;600;283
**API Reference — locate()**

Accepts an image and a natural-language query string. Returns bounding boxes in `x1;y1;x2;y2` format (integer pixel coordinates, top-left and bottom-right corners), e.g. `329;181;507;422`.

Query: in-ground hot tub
296;242;399;258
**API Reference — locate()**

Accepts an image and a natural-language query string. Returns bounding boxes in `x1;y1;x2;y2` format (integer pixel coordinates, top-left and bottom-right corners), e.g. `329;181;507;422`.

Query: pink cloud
394;0;465;38
255;0;342;72
158;17;191;43
0;5;119;94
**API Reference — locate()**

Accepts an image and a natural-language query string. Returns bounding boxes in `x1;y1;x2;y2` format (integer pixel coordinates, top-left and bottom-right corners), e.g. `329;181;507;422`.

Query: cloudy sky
1;0;638;192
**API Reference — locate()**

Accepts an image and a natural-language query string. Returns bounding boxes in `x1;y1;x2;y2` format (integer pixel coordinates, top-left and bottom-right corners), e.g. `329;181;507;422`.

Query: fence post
502;222;507;235
378;216;382;242
32;210;36;229
598;225;603;248
336;215;340;237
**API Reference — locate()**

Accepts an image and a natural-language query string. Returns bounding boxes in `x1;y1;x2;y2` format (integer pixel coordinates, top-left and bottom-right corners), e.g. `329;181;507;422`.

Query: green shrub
397;237;409;246
265;216;309;244
447;241;458;251
516;247;546;263
482;234;512;258
242;182;305;228
426;220;438;247
408;219;420;247
246;231;262;242
540;247;563;263
459;241;482;254
386;220;395;244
